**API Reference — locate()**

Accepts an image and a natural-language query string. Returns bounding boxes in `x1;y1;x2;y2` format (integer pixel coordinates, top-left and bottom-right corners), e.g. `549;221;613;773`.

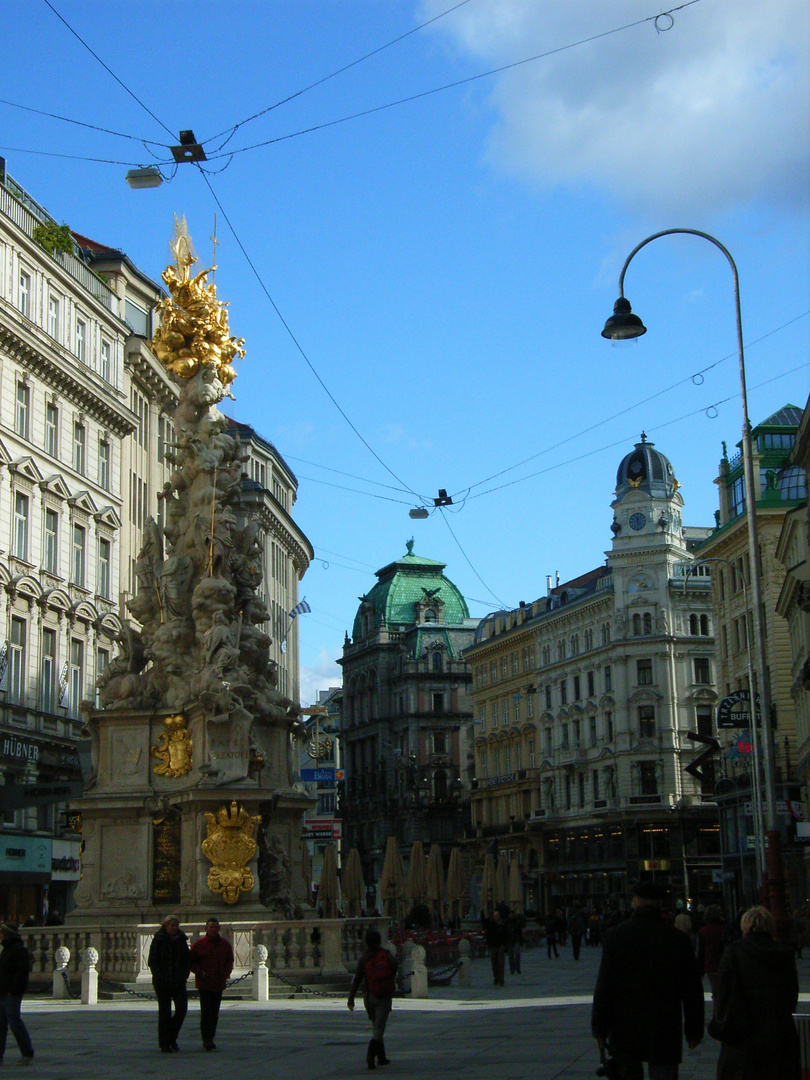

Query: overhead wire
0;144;156;167
195;166;424;501
201;0;476;150
438;508;510;611
42;0;176;141
283;453;422;497
0;96;169;147
465;360;808;503
202;0;705;163
450;309;810;499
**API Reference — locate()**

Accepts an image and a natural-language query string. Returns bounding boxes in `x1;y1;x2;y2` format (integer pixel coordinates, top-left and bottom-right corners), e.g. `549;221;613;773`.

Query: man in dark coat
591;881;704;1080
0;922;34;1064
148;915;191;1052
481;905;509;986
189;917;234;1051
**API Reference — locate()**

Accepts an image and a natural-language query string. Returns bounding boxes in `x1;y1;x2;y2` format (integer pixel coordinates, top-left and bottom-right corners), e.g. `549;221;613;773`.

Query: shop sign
717;690;759;729
0;736;39;763
0;835;51;874
302;817;342;840
51;839;81;880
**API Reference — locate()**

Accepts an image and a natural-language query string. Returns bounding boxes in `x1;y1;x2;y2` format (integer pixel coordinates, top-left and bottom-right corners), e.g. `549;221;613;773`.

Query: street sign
301;768;336;782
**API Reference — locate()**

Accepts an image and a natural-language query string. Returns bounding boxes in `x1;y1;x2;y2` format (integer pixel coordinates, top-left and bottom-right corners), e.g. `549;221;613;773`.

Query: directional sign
685;731;720;782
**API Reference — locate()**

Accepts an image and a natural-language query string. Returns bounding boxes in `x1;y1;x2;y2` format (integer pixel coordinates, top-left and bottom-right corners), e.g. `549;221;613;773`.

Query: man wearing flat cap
591;881;704;1080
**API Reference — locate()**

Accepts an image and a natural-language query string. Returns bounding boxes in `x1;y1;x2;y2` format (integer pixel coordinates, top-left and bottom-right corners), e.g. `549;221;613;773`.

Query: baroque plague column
72;224;312;921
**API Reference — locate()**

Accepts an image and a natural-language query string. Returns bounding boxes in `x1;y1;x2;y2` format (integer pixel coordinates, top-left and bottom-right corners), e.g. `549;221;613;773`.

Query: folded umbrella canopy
446;847;465;927
379;835;406;921
318;842;339;918
342;847;366;919
508;857;522;913
405;839;427;910
426;843;445;925
480;852;495;915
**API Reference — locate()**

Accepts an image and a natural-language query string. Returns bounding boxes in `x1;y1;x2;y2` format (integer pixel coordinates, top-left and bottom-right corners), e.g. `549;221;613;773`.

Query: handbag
707;947;751;1044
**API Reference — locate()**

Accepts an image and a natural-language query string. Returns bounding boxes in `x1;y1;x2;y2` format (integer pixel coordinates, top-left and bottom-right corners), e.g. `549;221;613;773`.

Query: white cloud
299;648;343;707
420;0;810;215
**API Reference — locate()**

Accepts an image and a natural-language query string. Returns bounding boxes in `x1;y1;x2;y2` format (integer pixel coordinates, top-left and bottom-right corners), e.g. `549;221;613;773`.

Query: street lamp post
602;229;788;933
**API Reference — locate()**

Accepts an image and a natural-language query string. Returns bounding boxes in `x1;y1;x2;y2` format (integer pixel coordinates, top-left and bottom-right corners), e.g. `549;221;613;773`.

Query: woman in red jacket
189;918;234;1051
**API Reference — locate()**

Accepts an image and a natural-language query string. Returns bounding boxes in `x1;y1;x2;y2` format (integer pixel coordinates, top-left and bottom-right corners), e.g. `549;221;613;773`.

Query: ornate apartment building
466;436;721;913
699;404;807;906
339;542;478;890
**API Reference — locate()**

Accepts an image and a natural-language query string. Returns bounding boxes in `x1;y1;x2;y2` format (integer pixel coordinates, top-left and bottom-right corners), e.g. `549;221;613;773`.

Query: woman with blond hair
710;906;799;1080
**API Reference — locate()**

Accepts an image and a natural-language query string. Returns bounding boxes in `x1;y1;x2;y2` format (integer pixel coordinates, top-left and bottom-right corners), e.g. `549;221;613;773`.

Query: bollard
53;946;71;999
81;948;98;1005
457;938;471;987
252;944;269;1002
410;943;428;999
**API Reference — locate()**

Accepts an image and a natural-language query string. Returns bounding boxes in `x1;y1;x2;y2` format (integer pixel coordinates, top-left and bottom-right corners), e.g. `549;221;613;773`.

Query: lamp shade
602;297;646;340
125;167;163;190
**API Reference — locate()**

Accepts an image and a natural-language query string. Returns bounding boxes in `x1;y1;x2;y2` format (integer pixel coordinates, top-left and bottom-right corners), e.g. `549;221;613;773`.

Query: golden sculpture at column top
151;714;193;778
150;214;245;385
201;801;260;905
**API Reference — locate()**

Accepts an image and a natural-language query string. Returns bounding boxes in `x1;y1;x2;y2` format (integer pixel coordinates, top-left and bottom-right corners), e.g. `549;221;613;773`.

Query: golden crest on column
151;714;193;777
201;801;260;904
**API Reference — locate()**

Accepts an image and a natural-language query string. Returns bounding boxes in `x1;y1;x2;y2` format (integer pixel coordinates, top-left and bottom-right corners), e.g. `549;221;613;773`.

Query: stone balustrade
20;918;386;987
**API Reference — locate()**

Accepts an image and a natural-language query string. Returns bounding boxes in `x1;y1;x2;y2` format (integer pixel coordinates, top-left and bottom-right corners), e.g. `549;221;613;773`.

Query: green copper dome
353;540;470;637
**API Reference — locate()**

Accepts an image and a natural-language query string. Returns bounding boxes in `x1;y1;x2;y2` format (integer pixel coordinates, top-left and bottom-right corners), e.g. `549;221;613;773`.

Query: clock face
629;512;647;531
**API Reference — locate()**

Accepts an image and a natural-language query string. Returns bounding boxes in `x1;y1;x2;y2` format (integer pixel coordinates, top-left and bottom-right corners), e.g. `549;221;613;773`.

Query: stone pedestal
70;704;313;923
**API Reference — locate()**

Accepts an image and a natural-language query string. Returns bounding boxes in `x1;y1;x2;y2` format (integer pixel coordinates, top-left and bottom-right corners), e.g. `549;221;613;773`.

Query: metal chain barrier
60;968;80;1001
267;968;334;997
224;971;252;989
428;961;461;982
97;975;155;1000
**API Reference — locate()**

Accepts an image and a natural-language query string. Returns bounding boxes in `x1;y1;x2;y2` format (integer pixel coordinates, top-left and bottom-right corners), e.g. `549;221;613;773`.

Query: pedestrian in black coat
591;880;704;1080
711;905;800;1080
0;922;34;1064
481;906;508;986
148;915;191;1052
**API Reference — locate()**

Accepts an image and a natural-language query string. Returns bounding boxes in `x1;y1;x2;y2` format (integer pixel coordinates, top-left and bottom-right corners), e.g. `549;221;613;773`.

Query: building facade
227;421;313;704
339;542;477;893
466;436;721;914
699;405;807;907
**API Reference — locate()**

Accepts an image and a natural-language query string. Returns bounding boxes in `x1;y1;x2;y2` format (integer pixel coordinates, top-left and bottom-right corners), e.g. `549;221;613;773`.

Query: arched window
643;612;653;635
689;614;699;635
700;614;710;636
432;651;442;672
424;608;437;623
632;613;642;636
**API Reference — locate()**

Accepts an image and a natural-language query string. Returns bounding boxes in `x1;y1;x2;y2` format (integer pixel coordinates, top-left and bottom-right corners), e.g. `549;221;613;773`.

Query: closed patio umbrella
480;852;495;915
508;857;522;913
379;836;406;921
446;847;465;927
318;842;339;918
405;839;427;910
494;852;509;908
426;843;445;925
342;847;366;919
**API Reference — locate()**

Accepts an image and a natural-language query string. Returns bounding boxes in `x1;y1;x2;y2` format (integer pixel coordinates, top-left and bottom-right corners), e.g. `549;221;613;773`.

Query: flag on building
289;599;312;619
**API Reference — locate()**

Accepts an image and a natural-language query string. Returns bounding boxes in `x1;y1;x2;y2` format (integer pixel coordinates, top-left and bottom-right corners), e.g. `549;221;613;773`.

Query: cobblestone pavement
15;943;810;1079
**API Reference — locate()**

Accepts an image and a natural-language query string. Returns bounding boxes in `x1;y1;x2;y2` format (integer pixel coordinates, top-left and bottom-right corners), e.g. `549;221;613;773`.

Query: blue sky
3;0;808;703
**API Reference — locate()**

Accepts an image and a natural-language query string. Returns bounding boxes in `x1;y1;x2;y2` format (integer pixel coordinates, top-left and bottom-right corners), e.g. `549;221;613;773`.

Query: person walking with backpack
347;928;398;1070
